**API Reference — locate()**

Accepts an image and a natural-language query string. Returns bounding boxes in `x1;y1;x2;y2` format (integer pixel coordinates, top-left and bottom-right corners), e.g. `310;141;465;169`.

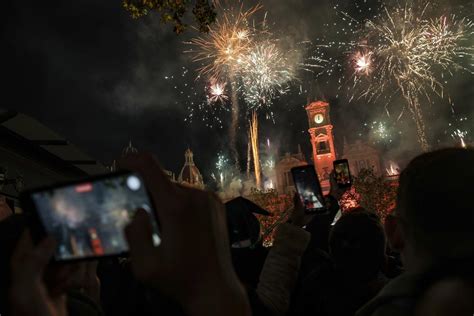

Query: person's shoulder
67;290;104;316
356;272;422;316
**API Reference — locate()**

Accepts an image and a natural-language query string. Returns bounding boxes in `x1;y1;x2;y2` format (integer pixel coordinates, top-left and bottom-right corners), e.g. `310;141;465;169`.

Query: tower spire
122;139;138;157
185;148;194;166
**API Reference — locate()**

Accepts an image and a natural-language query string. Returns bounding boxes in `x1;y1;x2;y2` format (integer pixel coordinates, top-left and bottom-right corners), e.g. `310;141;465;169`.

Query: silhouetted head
329;208;386;282
225;197;270;248
396;148;474;265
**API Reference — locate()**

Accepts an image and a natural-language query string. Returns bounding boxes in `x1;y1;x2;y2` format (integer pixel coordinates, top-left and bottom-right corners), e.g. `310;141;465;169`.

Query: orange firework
186;3;262;79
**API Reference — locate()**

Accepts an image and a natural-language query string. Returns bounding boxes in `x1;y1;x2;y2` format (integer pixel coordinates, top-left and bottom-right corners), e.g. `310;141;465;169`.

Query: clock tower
306;101;336;193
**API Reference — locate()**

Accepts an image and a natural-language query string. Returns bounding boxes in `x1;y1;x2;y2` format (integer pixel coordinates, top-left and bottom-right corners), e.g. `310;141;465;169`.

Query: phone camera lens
126;176;141;191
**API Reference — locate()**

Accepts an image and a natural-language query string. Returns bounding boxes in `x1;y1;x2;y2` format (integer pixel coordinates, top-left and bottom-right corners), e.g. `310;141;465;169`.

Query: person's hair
397;148;474;259
329;208;386;281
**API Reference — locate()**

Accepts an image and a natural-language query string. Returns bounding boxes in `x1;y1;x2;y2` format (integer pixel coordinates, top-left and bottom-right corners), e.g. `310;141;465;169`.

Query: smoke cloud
3;0;472;180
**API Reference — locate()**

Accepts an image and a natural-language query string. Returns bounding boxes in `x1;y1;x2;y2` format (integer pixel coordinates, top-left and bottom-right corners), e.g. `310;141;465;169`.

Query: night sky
3;0;473;181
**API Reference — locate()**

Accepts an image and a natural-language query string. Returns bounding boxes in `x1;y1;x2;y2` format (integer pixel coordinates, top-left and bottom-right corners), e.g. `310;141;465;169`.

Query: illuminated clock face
314;113;324;124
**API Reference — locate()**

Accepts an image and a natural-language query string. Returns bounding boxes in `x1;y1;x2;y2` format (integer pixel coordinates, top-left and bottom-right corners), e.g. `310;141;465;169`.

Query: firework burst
213;153;231;188
207;80;228;104
362;120;399;144
372;121;389;140
216;153;229;171
349;1;474;151
353;50;373;76
451;129;468;148
186;3;263;168
239;42;296;109
186;3;261;79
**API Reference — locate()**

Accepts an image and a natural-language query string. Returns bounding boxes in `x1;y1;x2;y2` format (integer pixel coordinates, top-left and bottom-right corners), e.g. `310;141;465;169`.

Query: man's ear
385;213;404;252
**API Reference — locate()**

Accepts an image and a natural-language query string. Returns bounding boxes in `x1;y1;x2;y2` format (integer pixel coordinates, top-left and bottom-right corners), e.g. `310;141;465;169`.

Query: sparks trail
451;129;468;148
229;73;240;169
249;111;261;189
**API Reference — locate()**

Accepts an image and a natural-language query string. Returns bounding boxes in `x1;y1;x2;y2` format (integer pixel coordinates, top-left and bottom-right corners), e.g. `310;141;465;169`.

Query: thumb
293;193;303;209
125;209;155;252
33;236;56;268
125;209;161;280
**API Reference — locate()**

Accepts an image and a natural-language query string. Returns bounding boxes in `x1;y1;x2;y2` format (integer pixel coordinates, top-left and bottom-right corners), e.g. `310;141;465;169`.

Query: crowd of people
1;148;473;316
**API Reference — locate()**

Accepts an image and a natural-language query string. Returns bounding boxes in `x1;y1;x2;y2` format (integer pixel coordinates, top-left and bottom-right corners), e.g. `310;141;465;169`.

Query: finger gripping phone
333;159;352;188
291;165;326;213
21;171;161;262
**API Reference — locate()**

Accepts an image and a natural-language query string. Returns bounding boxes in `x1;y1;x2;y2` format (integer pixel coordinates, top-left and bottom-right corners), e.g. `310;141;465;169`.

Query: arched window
317;141;330;154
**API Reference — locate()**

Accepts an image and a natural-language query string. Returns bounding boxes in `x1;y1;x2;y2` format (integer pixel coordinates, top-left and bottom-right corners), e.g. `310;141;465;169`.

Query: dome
122;140;138;157
178;149;204;188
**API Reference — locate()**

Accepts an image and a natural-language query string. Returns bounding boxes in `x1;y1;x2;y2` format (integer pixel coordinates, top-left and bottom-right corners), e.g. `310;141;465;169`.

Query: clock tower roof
305;100;329;111
306;100;332;129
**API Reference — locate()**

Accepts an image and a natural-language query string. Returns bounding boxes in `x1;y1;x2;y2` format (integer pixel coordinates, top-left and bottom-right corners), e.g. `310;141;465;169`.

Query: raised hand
119;153;251;316
291;193;314;228
9;231;67;316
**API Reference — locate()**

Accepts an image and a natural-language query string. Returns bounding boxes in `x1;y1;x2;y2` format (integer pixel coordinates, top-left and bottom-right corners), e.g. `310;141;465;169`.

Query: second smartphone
333;159;352;188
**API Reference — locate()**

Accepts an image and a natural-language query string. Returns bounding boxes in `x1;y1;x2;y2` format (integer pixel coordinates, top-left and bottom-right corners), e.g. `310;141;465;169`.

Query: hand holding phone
21;172;161;262
119;154;251;316
9;231;68;316
290;193;316;227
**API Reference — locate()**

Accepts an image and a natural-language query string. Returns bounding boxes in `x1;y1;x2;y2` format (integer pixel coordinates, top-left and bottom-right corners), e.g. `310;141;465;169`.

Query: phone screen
334;159;352;188
29;172;160;261
292;166;326;213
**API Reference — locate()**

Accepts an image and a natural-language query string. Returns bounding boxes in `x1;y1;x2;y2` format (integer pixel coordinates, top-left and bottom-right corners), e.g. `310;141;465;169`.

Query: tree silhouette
341;168;397;221
123;0;217;34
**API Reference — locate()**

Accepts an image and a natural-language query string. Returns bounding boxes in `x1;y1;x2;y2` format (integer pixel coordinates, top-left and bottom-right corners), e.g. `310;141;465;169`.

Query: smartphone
333;159;352;188
291;165;326;213
21;171;161;262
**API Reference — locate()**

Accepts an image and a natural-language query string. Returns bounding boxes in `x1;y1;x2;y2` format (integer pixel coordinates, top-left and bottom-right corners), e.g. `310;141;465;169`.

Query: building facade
0;111;107;212
275;148;307;194
341;139;383;177
269;101;387;195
